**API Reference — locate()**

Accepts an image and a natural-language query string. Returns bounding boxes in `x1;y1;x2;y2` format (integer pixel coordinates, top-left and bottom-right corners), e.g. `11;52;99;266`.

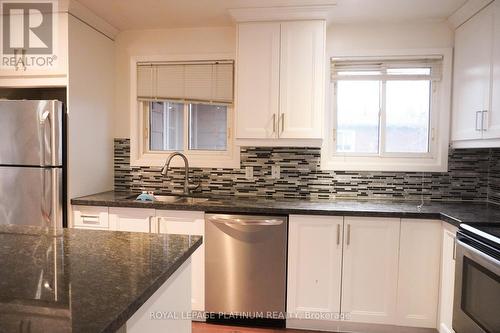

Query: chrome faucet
161;152;199;195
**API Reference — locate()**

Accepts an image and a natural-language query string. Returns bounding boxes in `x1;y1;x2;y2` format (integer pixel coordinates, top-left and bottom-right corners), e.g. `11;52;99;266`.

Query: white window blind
331;56;443;81
137;60;234;104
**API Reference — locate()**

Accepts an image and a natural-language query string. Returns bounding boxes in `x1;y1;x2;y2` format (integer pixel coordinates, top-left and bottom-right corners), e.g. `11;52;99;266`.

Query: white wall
67;15;114;209
114;27;236;138
327;20;454;54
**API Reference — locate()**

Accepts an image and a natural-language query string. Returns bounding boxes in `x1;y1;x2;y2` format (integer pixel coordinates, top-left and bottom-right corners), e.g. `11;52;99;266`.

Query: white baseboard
286;319;438;333
439;322;455;333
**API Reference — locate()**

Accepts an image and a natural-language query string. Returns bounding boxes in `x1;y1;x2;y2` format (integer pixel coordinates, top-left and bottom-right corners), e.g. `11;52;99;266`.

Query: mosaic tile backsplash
114;138;500;203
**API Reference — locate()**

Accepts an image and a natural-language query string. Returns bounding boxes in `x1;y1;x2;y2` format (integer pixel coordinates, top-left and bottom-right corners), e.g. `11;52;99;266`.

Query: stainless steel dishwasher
205;213;287;327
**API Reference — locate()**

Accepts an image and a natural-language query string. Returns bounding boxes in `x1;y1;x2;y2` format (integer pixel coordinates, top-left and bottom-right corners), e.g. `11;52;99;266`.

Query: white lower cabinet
287;216;444;332
397;219;442;328
438;223;458;333
155;210;205;315
341;217;400;325
109;207;155;233
287;215;343;320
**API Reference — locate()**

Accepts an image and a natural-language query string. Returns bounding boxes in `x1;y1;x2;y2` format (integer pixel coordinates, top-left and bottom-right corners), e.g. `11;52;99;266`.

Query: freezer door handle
39;104;60;167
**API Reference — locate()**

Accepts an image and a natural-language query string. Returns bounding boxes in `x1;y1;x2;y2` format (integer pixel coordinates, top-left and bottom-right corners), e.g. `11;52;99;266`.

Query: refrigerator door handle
39;101;62;167
41;168;62;230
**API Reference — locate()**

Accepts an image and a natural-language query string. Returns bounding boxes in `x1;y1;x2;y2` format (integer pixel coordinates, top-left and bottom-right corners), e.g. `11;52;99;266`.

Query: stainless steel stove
453;223;500;333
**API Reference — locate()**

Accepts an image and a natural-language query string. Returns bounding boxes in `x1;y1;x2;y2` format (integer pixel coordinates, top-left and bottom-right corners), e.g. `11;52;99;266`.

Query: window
131;58;239;168
147;101;228;152
333;60;440;156
322;53;451;172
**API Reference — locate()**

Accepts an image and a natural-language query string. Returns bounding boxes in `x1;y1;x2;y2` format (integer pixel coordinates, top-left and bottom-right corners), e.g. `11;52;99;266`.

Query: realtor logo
2;1;53;54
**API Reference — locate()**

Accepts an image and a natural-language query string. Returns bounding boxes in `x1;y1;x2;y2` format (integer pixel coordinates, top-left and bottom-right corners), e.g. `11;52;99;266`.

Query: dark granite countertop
71;191;500;227
0;225;202;333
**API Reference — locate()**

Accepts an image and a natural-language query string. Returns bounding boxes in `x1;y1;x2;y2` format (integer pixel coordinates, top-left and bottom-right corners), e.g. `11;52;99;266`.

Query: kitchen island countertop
0;224;202;333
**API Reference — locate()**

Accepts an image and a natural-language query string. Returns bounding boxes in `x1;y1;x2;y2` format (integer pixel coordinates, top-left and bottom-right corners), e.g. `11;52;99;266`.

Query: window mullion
183;103;189;153
379;79;387;156
333;82;338;154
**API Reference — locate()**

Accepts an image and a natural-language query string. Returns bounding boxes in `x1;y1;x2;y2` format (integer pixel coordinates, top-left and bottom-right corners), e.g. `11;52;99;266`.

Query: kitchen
0;0;499;332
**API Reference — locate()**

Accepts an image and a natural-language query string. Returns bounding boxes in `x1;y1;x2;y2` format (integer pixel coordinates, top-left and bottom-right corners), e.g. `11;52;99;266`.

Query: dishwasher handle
207;214;284;226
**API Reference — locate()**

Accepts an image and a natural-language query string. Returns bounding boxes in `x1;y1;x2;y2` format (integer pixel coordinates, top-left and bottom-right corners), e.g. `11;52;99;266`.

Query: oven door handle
456;238;500;269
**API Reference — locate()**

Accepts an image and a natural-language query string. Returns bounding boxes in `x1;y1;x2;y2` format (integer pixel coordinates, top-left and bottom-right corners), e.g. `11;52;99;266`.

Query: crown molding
447;0;494;29
63;0;119;40
228;5;336;23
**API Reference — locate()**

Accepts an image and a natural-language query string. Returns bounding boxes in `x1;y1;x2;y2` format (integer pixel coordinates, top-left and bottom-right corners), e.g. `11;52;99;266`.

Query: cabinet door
341;217;400;325
452;5;494;141
287;215;342;317
397;219;441;328
236;22;280;139
279;21;325;139
109;207;155;232
438;223;458;333
485;0;500;140
156;210;205;313
0;12;67;78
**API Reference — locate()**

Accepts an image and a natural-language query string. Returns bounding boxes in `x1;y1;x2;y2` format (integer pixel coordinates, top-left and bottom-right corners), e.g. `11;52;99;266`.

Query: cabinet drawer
73;206;109;229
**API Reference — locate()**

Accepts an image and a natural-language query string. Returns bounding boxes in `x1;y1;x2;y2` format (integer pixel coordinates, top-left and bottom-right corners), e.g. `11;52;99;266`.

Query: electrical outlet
271;165;280;179
245;166;253;180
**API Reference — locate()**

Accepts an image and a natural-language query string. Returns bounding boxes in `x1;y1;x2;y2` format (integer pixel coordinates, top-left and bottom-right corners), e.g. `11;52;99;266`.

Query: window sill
320;154;448;172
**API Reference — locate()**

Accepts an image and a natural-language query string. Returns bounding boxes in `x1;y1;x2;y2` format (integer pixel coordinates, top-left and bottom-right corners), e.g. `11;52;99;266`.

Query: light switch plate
245;166;253;180
271;165;280;179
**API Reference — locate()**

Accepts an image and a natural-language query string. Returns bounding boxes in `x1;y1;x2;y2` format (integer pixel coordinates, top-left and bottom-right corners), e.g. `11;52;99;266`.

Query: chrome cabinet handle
14;49;19;71
272;114;276;133
281;113;285;134
348;224;351;245
336;224;340;245
21;49;26;71
482;110;488;131
476;111;482;131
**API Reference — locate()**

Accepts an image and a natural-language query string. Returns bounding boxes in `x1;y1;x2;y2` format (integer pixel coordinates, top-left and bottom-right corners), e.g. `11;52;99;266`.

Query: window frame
321;49;452;172
130;54;240;168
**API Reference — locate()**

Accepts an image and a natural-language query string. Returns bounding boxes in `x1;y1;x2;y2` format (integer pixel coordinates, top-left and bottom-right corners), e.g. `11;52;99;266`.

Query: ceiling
75;0;468;31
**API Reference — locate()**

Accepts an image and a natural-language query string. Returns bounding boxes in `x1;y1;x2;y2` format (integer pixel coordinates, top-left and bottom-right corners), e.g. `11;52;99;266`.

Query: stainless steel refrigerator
0;100;63;229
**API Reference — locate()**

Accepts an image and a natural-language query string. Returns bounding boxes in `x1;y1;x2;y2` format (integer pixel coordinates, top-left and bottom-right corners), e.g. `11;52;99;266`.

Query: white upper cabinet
397;219;441;328
279;21;325;139
236;22;281;139
0;12;68;78
486;0;500;139
236;20;325;140
287;215;343;322
452;2;500;145
341;217;400;325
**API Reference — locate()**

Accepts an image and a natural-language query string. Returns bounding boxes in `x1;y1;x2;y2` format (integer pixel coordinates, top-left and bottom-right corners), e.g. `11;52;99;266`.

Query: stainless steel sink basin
127;194;210;204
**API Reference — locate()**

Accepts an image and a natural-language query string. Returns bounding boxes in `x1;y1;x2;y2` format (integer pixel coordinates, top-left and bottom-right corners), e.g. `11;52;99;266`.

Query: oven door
453;238;500;333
